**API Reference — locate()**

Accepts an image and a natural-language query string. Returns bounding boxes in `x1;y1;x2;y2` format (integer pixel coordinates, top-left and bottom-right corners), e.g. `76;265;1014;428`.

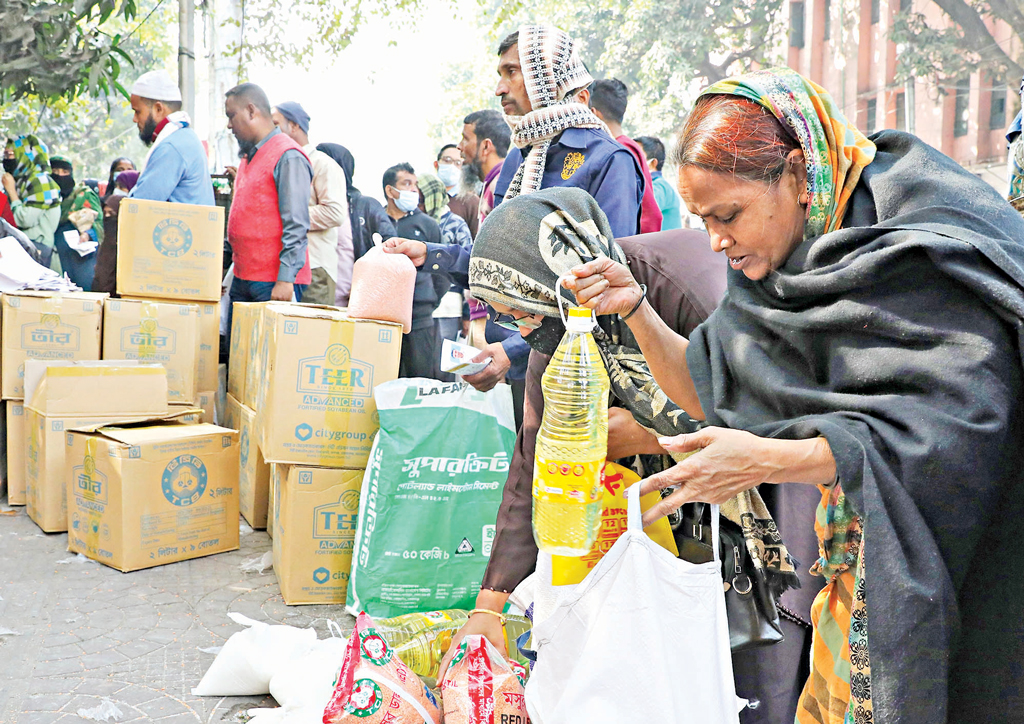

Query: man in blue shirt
636;135;684;230
128;70;214;206
384;25;641;413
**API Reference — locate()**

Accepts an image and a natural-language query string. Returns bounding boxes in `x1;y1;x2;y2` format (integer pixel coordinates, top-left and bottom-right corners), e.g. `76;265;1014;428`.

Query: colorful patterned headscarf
5;135;62;210
418;174;448;222
701;67;876;238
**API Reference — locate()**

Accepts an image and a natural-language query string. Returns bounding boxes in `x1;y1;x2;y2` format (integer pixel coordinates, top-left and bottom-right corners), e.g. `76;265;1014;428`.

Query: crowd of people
4;19;1024;724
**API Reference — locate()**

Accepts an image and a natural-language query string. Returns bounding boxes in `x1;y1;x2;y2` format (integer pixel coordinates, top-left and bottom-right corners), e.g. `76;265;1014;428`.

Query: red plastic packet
440;635;529;724
322;612;440;723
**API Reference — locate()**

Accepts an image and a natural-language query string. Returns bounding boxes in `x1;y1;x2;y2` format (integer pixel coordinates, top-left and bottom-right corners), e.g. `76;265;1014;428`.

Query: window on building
866;98;877;133
900;0;912;12
896;92;906;131
871;0;880;24
990;87;1007;130
954;78;970;137
790;2;805;47
824;0;832;40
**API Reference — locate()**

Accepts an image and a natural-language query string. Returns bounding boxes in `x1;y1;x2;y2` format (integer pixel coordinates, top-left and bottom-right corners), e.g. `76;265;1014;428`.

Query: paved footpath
0;499;356;723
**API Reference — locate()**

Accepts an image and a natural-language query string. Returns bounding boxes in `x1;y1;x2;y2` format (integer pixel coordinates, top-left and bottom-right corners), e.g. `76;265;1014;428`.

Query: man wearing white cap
128;70;214;205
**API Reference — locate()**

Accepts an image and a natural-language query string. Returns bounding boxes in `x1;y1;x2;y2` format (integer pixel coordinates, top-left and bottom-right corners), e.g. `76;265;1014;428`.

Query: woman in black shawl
315;143;396;260
564;67;1024;724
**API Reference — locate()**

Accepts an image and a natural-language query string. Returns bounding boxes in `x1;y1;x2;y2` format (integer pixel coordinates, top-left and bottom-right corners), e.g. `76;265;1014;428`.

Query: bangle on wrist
619;284;647;322
469;608;507;624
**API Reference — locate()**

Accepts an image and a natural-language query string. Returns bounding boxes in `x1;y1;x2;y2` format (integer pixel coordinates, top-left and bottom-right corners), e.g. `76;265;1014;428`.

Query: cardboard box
228;303;259;402
65;415;239;571
216;363;227;426
102;298;201;404
24;362;168;533
272;464;362;604
268;463;277;540
225;394;270;528
197;302;220;394
243;304;268;411
256;305;401;468
116;198;225;302
7;401;25;505
1;291;107;399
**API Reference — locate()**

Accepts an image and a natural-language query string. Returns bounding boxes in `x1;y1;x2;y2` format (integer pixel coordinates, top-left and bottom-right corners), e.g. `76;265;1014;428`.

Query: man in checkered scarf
491;25;644;239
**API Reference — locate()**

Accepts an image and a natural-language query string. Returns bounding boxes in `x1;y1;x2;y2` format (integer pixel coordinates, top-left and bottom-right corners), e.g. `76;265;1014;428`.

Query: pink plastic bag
346;245;416;333
322;612;440;724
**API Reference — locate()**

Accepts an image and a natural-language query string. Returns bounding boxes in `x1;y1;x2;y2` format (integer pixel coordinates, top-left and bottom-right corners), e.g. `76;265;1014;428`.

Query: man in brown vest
224;82;312;306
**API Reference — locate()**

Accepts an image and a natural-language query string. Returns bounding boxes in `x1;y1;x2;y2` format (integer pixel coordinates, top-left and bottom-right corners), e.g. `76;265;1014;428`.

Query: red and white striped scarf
503;25;609;200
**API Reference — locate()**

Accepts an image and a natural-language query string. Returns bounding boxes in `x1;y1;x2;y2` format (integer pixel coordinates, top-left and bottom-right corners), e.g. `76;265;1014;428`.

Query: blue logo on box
122;320;175;354
313;494;358;539
129;446;141;458
152;218;193;257
52;420;63;431
296;343;372;398
284;321;299;335
295;423;313;441
299;471;313;484
313;567;330;585
21;318;80;351
240;429;250;467
161;454;208;506
74;455;107;504
378;329;392;344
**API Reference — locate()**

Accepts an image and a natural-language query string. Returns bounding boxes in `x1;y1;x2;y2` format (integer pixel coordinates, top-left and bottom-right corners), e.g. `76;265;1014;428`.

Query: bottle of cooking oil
375;609;531;678
533;306;610;556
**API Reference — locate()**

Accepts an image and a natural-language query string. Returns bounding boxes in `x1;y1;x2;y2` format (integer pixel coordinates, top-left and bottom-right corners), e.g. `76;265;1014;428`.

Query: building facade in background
785;0;1021;193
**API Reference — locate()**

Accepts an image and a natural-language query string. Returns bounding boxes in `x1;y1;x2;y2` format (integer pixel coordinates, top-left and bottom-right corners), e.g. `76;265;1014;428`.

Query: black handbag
672;502;785;651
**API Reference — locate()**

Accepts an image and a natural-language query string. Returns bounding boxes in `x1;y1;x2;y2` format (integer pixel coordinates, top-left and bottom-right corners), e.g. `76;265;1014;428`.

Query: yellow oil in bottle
533;306;610;557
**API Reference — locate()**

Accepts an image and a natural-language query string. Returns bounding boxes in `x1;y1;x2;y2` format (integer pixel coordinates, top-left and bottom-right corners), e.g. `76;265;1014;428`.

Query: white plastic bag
269;626;349;710
526;484;741;724
192;612;317;696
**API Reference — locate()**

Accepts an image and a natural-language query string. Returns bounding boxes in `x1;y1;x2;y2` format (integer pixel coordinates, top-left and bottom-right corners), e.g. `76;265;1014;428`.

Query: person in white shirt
271;101;352;305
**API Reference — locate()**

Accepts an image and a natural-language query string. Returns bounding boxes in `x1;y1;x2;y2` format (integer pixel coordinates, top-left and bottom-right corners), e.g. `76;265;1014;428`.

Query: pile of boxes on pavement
227;301;401;604
1;197;402;604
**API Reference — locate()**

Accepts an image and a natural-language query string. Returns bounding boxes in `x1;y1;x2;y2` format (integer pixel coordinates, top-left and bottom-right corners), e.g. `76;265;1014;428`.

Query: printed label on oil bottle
533;457;604;504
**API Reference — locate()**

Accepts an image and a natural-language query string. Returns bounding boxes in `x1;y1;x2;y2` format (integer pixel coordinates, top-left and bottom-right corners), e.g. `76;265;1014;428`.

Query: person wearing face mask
434;144;479;240
101;157;135;204
382;162;448;379
2;135;63;272
129;70;214;206
50;155;103;290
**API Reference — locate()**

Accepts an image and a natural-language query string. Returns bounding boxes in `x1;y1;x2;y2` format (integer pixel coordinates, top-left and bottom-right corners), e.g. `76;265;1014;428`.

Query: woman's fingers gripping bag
441;635;529;724
323;613;441;724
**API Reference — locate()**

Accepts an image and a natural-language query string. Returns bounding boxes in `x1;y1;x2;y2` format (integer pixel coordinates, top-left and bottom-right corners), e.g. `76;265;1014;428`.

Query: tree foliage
891;0;1023;92
487;0;787;138
229;0;452;68
0;0;142;102
0;0;175;179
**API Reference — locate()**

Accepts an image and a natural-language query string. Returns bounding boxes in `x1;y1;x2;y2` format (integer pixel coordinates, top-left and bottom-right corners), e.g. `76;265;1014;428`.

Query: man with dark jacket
382;162;448;379
317;143;396;263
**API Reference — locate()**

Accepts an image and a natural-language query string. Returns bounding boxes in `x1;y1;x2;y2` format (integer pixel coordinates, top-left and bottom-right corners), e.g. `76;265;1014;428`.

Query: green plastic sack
346;379;516;618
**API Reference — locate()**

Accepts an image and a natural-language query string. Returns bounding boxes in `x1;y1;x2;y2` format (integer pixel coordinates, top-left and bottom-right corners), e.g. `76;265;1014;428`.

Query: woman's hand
437;612;507;682
638;427;836;527
562;257;643;317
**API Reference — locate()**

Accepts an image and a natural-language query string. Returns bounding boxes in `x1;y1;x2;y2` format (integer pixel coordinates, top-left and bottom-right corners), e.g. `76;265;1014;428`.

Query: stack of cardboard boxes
0;197;241;574
113;198;224;421
1;290;108;508
229;302;402;604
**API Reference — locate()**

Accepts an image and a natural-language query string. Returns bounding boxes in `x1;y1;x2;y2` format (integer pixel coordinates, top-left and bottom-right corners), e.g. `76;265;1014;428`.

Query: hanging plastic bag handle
627;483;720;562
556;272;597;328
